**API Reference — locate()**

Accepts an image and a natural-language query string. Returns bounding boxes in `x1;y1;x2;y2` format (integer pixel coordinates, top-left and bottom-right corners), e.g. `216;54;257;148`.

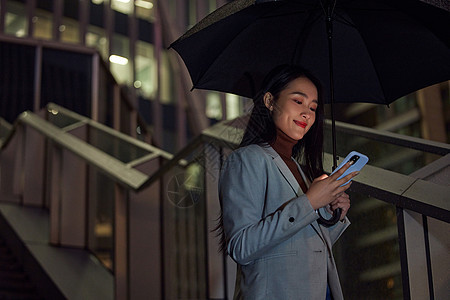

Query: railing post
396;207;412;300
0;124;24;203
22;125;46;206
49;143;62;245
128;158;162;299
114;184;129;300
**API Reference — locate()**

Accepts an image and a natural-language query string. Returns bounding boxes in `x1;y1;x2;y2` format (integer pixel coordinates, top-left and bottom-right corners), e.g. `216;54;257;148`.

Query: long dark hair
240;64;324;180
216;65;325;252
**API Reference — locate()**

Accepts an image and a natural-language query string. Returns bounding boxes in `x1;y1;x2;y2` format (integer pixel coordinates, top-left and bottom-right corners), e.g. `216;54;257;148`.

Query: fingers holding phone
331;151;368;186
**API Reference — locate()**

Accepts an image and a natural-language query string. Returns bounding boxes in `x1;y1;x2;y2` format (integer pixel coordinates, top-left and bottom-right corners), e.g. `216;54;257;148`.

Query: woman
218;65;357;300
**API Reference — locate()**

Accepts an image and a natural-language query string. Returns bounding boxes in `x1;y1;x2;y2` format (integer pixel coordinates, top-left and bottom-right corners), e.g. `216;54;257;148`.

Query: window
135;41;157;99
5;1;27;37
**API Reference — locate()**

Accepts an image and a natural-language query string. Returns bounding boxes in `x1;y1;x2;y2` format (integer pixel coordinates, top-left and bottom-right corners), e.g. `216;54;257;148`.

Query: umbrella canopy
171;0;450;104
170;0;450;224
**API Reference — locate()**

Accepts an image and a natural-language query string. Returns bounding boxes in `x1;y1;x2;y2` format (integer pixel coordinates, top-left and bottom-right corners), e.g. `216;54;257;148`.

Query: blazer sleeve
219;147;319;266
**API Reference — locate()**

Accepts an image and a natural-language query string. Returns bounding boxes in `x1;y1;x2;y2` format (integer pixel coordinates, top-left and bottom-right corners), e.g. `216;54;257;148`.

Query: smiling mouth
294;120;307;128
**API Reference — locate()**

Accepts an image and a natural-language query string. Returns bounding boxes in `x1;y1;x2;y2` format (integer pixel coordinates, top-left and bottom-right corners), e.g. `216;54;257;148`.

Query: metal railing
145;116;450;300
0;107;449;299
0;104;173;299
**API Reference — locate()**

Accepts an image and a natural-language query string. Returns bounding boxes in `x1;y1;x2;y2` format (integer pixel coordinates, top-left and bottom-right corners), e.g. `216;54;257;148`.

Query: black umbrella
170;0;450;224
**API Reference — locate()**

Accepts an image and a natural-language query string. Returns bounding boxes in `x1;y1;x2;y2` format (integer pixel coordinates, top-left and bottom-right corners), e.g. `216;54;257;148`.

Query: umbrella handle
317;208;341;227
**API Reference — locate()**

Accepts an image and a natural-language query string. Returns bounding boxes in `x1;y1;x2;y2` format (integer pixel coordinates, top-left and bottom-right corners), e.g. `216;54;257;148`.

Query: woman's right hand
305;162;359;210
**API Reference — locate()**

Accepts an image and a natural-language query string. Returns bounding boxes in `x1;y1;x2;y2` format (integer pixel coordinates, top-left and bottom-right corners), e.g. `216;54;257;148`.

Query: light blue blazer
219;144;349;300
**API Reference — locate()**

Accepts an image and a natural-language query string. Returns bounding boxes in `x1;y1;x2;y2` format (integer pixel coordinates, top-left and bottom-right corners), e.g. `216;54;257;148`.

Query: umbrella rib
336;11;388;103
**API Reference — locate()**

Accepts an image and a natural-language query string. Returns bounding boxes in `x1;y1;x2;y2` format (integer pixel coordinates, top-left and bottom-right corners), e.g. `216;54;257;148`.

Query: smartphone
331;151;369;186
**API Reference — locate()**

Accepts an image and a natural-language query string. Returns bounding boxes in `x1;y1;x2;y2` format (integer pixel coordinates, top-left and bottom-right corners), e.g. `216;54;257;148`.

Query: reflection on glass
136;0;155;21
47;108;82;129
60;17;80;44
86;25;108;60
88;126;151;163
33;9;52;40
206;92;222;120
111;0;133;15
226;94;240;120
323;126;442;175
135;41;157;99
5;1;27;37
160;51;173;104
110;34;132;85
162;161;207;298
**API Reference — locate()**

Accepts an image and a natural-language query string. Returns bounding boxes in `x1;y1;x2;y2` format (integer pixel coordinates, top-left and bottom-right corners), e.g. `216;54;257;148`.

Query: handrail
148;119;450;223
3;111;149;190
325;119;450;155
46;103;173;161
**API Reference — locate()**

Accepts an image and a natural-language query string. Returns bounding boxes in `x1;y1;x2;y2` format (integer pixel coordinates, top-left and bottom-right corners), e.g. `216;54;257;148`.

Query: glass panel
110;33;132;86
40;48;92;117
160;51;173;104
226;94;240;120
135;0;155;21
0;43;36;123
135;40;157;99
33;9;52;40
334;191;403;300
5;1;27;37
88;126;152;163
162;159;207;299
206;92;222;120
47;108;83;129
60;17;80;44
111;0;133;15
86;25;108;61
87;166;115;271
324;126;443;175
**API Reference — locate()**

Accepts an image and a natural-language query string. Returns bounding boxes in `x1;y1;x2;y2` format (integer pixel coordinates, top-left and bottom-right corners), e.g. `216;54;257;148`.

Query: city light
135;0;153;9
109;55;129;65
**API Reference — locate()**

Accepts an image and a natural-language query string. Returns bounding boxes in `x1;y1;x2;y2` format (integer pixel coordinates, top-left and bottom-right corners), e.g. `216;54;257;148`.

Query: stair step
0;275;35;286
0;237;43;299
0;260;23;272
0;289;43;300
0;269;28;281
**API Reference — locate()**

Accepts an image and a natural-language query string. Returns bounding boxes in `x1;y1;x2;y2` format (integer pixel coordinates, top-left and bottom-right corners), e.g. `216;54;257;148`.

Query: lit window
206;93;222;120
226;94;240;120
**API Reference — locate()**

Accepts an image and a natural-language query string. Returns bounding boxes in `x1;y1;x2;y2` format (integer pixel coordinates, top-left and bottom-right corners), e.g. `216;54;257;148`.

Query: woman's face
264;76;318;141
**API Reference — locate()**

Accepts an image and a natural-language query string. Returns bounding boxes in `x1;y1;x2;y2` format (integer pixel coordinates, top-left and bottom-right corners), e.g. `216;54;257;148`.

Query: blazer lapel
260;145;301;196
294;160;324;238
260;144;326;242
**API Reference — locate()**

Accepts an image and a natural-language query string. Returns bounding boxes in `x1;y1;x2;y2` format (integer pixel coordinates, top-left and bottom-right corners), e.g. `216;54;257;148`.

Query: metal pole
326;1;338;171
317;0;341;226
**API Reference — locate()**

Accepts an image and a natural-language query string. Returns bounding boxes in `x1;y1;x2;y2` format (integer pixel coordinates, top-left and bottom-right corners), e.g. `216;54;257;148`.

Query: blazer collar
259;144;310;196
260;144;325;241
260;144;302;196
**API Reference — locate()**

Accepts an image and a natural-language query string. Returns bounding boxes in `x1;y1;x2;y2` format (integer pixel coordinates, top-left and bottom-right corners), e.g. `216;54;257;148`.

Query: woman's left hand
328;192;351;221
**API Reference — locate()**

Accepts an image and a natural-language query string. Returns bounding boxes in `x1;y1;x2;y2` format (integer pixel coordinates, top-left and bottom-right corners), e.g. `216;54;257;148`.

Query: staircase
0;236;43;300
